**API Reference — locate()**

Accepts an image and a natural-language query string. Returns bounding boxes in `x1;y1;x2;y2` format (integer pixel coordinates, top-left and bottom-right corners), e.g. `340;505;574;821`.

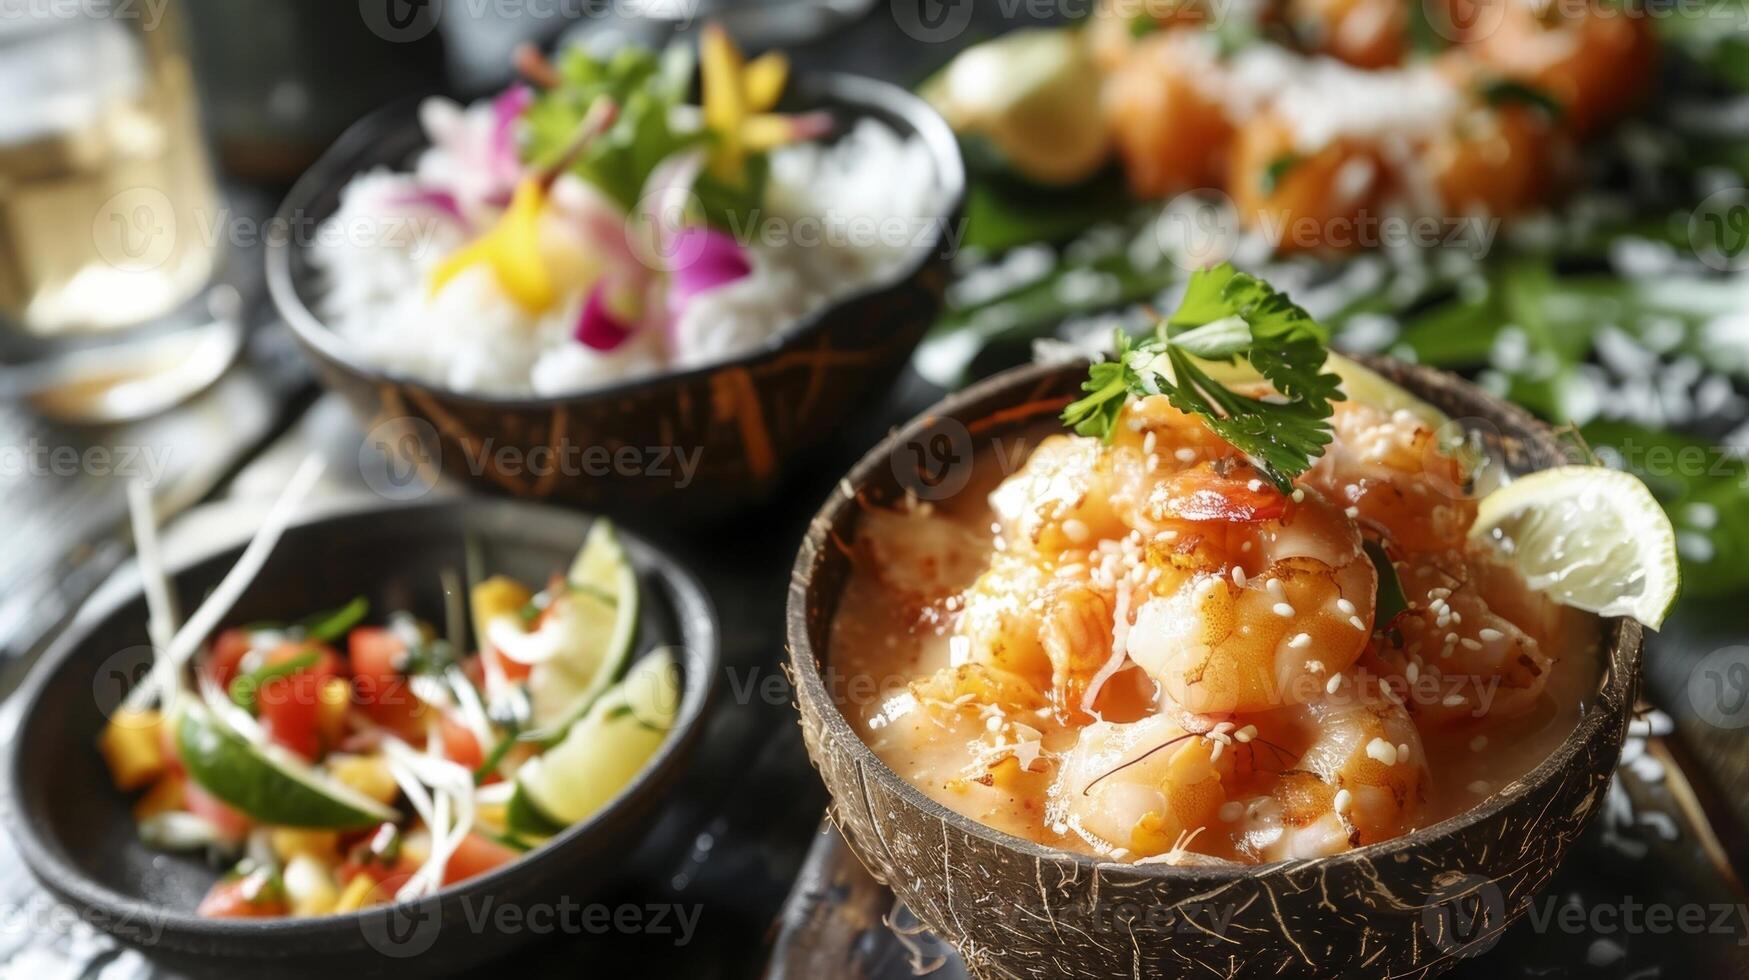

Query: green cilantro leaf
1059;263;1344;492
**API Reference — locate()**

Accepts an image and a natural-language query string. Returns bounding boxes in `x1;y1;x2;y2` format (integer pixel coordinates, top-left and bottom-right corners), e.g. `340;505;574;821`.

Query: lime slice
509;649;679;834
498;520;639;741
1470;465;1679;629
176;705;400;830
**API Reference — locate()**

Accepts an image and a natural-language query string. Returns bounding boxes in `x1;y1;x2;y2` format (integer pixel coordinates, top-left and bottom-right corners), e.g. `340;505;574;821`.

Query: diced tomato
348;627;427;735
256;643;343;761
1153;461;1288;522
438;715;484;771
183;781;251;840
196;876;288;918
206;629;257;688
482;643;532;683
442;833;520;886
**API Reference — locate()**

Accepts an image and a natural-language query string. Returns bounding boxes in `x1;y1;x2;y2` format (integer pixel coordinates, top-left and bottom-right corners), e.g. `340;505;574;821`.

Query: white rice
311;107;942;397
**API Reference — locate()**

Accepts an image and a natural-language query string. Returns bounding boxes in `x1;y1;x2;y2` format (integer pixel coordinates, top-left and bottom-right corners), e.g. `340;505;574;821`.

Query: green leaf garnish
1364;540;1409;624
1261;153;1301;195
1060;263;1344;492
298;596;369;644
229;650;320;714
1478;79;1564;121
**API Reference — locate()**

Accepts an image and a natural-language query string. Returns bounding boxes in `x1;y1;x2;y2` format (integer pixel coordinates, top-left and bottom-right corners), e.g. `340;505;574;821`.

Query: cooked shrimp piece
1377;543;1579;727
1102;32;1235;198
989;434;1135;558
1234;684;1427;860
855;506;993;608
1126;480;1378;714
1467;0;1655;136
1052;712;1235;858
1288;0;1408;69
956;556;1121;721
1422;103;1552;217
1229;113;1381;252
863;664;1056;843
1299;399;1477;553
1087;0;1216;72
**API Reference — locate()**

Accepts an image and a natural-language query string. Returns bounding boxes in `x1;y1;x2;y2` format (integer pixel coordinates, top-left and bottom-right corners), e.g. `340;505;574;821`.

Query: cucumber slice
176;705;399;830
509;649;679;834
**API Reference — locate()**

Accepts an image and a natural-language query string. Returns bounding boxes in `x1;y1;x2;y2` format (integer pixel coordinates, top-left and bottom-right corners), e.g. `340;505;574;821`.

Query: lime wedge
1470;465;1679;629
495;520;639;741
176;705;399;829
509;649;678;834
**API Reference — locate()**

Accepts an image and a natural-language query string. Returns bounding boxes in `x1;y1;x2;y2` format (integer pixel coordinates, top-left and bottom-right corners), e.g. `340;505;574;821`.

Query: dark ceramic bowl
267;73;965;520
8;498;717;978
787;358;1643;979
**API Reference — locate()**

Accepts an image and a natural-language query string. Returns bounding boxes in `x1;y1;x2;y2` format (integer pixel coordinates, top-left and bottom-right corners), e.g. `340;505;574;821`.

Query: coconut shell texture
270;76;964;521
788;359;1642;979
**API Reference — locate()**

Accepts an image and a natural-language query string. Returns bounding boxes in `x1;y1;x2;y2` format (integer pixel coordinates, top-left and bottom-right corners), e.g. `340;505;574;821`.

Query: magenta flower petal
574;282;635;352
491;85;534;178
666;226;751;317
384;189;471;230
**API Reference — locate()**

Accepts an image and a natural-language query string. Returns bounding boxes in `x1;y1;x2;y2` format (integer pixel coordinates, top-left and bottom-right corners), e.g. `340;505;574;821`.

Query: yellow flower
701;23;807;184
429;180;558;314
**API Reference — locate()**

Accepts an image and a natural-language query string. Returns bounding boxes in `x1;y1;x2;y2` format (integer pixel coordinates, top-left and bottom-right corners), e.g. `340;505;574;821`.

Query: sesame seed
1326;674;1343;694
1175;447;1197;463
1349;615;1366;631
1218;801;1245;822
1266;578;1285;599
1460;637;1483;651
1273;602;1296;618
1232;567;1248;587
1288;633;1311;649
1405;662;1420;684
1333;789;1352;814
1062;518;1090;544
1235;725;1257;743
1247;479;1263;492
1344;506;1360;518
1291;488;1305;503
1336;598;1357;616
1147;456;1160;472
1467;780;1491;795
1397;743;1411;760
1442;694;1466;707
1478;628;1504;642
1240;541;1252;553
1365;738;1399;765
1209;740;1225;762
1307;659;1325;674
1143;431;1158;454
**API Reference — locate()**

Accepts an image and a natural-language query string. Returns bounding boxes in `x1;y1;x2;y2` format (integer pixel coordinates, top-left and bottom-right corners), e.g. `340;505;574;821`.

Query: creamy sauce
830;405;1599;864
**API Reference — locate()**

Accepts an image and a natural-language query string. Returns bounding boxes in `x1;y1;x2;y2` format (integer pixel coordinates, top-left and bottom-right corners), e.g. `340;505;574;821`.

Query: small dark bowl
267;73;965;520
7;498;717;978
787;359;1643;979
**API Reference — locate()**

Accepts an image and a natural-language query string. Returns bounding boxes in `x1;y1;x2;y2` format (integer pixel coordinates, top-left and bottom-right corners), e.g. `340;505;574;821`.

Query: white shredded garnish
382;737;476;901
138;812;230;853
131;455;326;713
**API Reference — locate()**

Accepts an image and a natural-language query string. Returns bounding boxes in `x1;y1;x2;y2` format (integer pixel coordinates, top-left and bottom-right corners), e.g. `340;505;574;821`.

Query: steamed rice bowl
309;35;944;398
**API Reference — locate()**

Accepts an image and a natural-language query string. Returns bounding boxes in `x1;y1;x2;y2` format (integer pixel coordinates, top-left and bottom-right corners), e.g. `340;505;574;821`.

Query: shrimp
1102;32;1236;199
1466;0;1655;136
856;506;993;609
1372;543;1578;728
1087;0;1214;72
862;664;1056;843
1125;470;1379;714
1298;398;1478;553
989;434;1136;559
1288;0;1408;69
1052;712;1236;858
956;555;1120;721
1232;683;1427;860
1229;112;1381;252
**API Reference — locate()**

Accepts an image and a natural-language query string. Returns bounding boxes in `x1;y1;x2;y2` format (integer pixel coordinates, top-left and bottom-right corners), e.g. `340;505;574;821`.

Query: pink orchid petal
384;188;472;232
491;85;534;181
666;226;751;318
574;281;635;352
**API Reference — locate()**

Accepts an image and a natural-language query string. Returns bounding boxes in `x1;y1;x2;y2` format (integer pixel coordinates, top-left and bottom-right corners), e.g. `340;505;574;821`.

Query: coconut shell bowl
787;358;1643;979
268;73;965;521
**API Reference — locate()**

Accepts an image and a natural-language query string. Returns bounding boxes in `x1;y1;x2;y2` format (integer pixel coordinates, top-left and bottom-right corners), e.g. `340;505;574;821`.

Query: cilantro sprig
1060;264;1344;492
